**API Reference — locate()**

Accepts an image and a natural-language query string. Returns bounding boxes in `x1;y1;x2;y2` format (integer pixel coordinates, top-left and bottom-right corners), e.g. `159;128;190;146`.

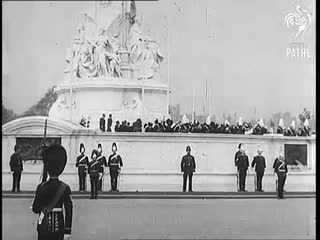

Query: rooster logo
285;5;311;40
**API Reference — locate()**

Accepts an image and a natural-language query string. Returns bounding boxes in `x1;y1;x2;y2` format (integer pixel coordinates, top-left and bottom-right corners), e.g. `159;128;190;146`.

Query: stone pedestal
49;77;169;128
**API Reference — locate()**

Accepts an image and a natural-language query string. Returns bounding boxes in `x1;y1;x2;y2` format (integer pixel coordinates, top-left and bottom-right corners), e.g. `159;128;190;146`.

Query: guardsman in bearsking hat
235;144;249;192
88;149;102;199
32;144;73;240
9;145;23;192
96;143;107;191
180;146;196;192
75;143;89;191
107;143;123;191
273;148;288;199
251;146;266;192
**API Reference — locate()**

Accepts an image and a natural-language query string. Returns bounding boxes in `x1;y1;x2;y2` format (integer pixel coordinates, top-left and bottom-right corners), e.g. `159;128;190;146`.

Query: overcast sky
2;0;315;121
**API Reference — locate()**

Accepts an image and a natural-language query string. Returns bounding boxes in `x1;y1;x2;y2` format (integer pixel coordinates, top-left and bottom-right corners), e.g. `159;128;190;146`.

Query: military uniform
108;152;123;191
115;122;120;132
99;115;106;132
76;152;89;191
273;157;288;199
88;152;102;199
107;116;113;132
32;144;73;240
235;151;249;191
9;146;23;192
173;123;181;132
33;179;73;240
97;154;107;191
180;147;196;192
251;154;266;191
234;149;242;167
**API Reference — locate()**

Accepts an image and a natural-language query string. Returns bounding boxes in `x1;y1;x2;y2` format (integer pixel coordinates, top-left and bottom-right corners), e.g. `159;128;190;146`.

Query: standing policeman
97;143;107;191
107;143;123;191
234;143;243;191
180;146;196;192
235;147;249;192
9;145;23;192
251;148;266;192
88;149;102;199
273;153;288;199
75;143;89;191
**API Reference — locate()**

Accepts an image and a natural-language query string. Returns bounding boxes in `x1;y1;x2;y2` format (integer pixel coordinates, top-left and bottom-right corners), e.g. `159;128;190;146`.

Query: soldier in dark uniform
107;114;113;132
277;118;284;134
210;121;218;133
234;144;242;167
235;145;249;191
32;144;73;240
115;121;120;132
9;145;23;192
153;119;161;132
173;122;182;132
273;153;288;199
251;148;266;192
108;143;123;191
180;146;196;192
99;114;106;132
165;119;174;132
96;143;107;191
88;149;102;199
133;118;142;132
75;143;89;191
236;117;244;134
180;123;189;133
234;143;242;191
145;122;153;132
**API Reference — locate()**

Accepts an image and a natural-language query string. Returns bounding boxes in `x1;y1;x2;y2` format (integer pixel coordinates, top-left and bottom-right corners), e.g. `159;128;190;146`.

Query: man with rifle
40;119;49;183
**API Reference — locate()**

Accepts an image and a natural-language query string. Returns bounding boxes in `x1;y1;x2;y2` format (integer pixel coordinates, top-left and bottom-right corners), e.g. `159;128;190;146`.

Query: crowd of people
98;114;313;137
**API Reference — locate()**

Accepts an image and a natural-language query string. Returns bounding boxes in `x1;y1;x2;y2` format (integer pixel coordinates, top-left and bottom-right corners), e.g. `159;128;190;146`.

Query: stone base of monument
49;77;169;128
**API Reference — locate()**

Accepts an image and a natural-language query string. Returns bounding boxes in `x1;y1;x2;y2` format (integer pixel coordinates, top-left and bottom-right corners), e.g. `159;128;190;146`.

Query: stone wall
2;117;316;192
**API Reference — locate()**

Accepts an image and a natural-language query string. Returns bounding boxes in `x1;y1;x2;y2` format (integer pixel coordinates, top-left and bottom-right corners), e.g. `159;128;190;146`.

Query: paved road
2;198;315;240
2;190;315;199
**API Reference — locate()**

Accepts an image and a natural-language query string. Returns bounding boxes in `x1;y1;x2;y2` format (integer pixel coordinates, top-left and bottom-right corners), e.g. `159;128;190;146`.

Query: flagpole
167;16;170;115
192;87;195;123
94;1;98;22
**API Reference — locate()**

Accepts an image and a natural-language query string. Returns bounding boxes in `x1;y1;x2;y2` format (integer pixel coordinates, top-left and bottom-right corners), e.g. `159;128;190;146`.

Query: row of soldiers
9;141;288;240
76;142;123;199
9;142;289;200
234;143;288;199
10;142;288;199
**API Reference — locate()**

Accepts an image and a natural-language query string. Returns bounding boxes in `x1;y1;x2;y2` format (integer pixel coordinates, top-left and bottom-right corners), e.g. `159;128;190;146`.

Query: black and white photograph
2;0;316;239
